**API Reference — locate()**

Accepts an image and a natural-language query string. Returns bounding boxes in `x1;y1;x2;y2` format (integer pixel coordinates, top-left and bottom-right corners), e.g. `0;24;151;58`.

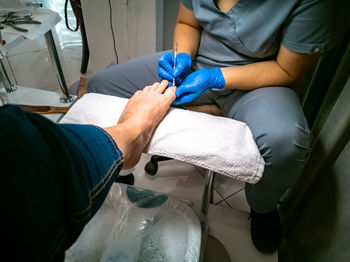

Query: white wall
81;0;164;73
163;0;179;50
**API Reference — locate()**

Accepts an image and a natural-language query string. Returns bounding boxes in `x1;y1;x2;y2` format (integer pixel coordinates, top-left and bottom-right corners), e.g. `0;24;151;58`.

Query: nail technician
87;0;338;252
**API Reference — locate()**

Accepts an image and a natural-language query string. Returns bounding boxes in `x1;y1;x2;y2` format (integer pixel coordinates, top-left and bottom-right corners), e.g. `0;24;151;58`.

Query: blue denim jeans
1;105;123;261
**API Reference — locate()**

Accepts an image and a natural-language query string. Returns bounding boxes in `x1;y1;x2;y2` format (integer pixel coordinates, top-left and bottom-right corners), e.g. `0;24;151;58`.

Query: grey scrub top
180;0;337;70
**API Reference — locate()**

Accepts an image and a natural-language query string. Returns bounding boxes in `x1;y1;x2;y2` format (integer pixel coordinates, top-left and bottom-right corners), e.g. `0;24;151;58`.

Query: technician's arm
221;44;321;90
173;2;202;58
174;3;319;91
157;3;201;85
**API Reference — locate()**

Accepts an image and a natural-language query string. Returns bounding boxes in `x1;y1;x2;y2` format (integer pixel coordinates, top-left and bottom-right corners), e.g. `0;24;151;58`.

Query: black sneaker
115;173;135;185
250;208;282;253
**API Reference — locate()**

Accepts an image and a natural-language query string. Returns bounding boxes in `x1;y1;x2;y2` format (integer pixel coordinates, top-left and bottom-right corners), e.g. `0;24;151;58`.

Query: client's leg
87;52;167;98
213;87;311;252
1;106;122;261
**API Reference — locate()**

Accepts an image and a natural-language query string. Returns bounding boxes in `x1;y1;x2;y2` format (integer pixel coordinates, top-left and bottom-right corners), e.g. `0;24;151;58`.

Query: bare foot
104;80;176;169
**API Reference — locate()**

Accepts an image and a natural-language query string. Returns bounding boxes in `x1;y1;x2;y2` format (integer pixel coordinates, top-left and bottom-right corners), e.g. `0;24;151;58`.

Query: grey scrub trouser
88;51;311;213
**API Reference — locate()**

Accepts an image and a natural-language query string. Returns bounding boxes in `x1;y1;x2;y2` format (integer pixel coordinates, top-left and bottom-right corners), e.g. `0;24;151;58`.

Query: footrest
60;93;265;184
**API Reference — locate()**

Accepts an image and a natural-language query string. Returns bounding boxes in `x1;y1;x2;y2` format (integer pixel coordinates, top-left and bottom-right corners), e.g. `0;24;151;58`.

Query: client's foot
250;208;282;253
104;80;176;169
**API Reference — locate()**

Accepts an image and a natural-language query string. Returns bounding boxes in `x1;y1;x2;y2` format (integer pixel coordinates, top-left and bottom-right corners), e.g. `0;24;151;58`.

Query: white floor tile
207;205;277;262
216;199;231;209
225;189;251;213
214;173;245;199
194;166;244;207
212;189;224;205
132;154;206;201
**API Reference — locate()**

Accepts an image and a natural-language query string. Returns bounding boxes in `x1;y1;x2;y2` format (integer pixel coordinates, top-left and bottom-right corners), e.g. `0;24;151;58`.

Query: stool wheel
145;161;158;175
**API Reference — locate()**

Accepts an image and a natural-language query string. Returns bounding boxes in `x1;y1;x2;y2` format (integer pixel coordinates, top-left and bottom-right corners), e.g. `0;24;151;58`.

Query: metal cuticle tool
173;41;178;87
0;11;41;33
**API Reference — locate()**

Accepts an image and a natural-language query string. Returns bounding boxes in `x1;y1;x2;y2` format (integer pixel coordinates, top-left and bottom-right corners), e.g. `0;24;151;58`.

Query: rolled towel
60;93;264;184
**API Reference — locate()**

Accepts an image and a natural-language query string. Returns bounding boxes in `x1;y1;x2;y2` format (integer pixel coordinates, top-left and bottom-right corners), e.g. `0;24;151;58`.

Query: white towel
60;93;265;184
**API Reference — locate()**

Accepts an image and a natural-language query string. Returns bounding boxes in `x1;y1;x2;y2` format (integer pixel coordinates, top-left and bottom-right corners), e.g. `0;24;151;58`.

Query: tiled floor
2;43;277;261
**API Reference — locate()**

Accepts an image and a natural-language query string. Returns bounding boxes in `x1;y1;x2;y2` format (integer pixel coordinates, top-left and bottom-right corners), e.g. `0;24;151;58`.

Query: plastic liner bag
65;183;201;262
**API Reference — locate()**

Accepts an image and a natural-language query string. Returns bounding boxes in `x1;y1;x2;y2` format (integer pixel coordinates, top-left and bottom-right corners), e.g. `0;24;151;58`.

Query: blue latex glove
173;68;225;105
158;52;192;86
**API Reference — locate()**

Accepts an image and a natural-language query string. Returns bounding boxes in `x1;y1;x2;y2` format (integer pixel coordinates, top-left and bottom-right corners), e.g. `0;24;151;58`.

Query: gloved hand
158;52;192;86
173;67;225;105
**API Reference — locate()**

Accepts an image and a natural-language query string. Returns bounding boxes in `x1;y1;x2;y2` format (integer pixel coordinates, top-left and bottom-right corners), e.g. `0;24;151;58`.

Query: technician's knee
258;121;311;167
87;72;105;93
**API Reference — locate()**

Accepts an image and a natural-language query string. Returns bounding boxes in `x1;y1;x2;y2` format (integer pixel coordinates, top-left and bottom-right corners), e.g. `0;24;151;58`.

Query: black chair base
144;155;172;175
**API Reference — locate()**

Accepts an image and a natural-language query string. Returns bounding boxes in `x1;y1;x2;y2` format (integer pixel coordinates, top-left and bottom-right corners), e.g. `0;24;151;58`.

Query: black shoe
115;173;135;185
250;208;282;253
